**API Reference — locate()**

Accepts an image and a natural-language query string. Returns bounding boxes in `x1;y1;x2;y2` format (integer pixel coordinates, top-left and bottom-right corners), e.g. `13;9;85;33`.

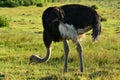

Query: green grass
0;1;120;80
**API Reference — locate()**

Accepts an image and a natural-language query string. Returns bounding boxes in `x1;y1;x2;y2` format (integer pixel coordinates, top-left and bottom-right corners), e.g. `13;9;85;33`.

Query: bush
3;1;19;7
0;0;34;7
0;1;4;7
91;5;98;9
0;0;19;7
36;3;43;7
23;0;31;6
101;17;107;22
0;16;9;28
18;0;24;6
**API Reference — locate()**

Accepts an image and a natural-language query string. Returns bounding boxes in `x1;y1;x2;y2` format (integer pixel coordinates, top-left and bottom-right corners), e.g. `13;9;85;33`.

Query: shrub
91;5;98;9
0;1;4;7
0;0;34;7
4;1;19;7
23;0;31;6
101;17;107;22
0;16;9;28
36;3;43;7
23;0;39;6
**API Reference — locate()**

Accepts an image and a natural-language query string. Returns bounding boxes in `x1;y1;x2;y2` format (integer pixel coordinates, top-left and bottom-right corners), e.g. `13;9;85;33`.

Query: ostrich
29;4;101;72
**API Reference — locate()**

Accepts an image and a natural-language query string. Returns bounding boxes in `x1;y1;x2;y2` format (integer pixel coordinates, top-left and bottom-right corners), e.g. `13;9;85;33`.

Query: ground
0;1;120;80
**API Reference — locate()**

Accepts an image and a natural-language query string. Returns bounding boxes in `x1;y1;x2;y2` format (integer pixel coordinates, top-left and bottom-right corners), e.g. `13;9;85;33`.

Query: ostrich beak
29;57;33;64
29;54;34;65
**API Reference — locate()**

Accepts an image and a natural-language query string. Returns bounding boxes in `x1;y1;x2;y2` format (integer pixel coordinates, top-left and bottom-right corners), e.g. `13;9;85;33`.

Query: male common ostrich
29;4;101;72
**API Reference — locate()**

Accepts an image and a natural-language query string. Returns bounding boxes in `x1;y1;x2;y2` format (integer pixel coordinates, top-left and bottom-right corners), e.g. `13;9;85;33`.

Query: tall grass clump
0;16;9;28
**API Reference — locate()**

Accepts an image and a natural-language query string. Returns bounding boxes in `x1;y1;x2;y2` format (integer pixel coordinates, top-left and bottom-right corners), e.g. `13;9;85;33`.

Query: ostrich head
29;55;42;64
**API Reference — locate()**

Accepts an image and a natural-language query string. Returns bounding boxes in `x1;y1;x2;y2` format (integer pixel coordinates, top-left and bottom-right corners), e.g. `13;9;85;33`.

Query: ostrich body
30;4;101;72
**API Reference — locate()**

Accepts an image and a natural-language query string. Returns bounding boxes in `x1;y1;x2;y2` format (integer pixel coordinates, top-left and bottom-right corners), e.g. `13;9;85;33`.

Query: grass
0;0;120;80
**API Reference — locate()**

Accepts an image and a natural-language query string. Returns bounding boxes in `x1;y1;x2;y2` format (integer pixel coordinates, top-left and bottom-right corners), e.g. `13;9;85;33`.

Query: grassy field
0;0;120;80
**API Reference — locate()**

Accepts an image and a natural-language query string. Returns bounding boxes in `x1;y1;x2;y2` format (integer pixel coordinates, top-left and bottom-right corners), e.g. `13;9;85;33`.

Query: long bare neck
39;47;52;62
31;47;52;63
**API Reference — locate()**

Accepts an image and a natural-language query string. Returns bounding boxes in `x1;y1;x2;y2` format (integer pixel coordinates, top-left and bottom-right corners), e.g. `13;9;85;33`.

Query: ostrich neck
38;47;52;63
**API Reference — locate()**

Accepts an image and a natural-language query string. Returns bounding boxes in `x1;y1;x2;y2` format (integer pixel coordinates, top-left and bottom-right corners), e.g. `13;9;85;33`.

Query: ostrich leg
75;41;84;72
63;40;69;72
